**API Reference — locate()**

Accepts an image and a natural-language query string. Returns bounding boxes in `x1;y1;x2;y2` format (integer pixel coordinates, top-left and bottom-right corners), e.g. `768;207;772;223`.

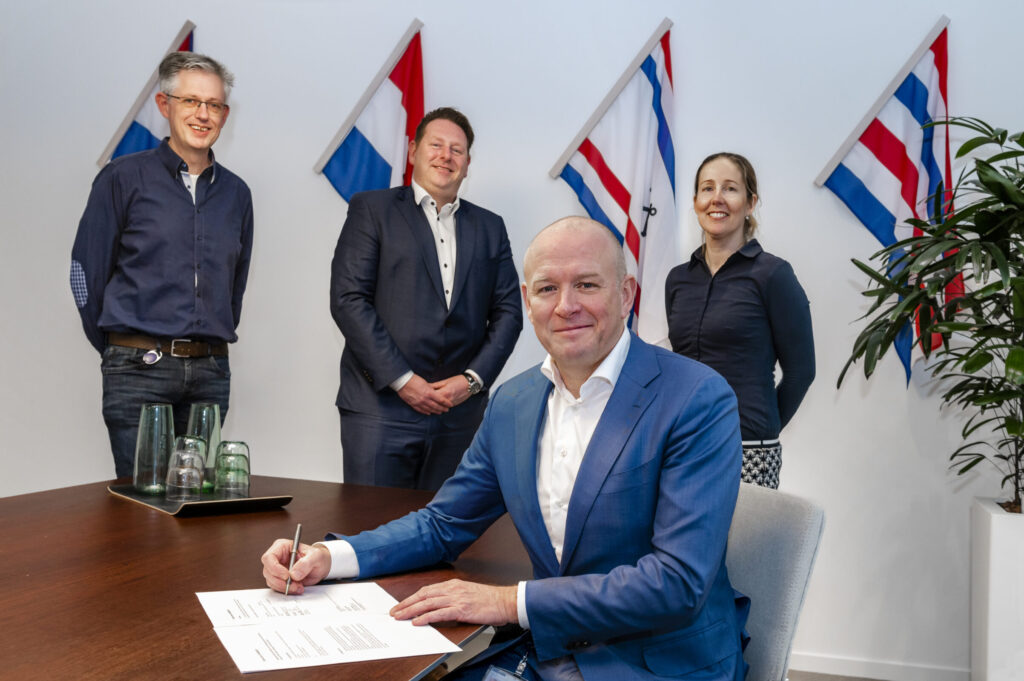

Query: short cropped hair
158;51;235;100
414;107;474;150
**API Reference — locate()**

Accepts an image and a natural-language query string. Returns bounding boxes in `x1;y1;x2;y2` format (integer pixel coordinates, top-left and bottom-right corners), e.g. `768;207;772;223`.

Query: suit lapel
558;336;660;573
395;187;446;305
448;202;476;311
513;372;560;577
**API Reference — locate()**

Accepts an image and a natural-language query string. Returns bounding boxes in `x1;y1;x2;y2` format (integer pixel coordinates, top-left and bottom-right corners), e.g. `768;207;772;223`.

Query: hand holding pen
260;526;333;595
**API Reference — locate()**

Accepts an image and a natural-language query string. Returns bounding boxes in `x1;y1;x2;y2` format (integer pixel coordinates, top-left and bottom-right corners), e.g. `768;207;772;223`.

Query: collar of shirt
536;327;631;563
540;326;632;401
156;137;218;184
690;238;762;271
411;179;460;218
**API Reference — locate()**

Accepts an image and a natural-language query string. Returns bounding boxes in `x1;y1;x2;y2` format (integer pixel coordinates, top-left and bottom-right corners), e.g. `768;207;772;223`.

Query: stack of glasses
132;403;250;501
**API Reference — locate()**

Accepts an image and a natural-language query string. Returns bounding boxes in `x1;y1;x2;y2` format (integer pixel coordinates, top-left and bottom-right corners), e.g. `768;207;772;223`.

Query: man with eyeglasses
70;51;253;478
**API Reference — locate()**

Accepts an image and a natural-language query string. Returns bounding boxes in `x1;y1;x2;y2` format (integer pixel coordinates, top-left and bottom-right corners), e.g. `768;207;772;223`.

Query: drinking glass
165;437;205;502
171;435;207;473
186;403;221;491
214;441;250;498
133;404;174;495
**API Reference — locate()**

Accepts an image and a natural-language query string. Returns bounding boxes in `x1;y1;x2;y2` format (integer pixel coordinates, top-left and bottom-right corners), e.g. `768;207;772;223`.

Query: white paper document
196;583;461;673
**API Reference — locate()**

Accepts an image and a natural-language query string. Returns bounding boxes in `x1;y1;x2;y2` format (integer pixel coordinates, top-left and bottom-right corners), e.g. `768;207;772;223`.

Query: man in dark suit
268;217;748;680
330;107;522;490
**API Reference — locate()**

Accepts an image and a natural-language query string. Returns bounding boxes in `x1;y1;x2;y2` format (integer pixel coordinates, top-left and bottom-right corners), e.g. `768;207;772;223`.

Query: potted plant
838;116;1024;681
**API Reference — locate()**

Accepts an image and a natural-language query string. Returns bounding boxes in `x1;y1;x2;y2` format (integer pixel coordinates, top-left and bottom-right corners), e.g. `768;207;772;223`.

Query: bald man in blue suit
267;217;748;680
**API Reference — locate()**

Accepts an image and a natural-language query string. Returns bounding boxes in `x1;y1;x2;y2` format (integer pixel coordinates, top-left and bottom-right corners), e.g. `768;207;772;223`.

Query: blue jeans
101;345;231;477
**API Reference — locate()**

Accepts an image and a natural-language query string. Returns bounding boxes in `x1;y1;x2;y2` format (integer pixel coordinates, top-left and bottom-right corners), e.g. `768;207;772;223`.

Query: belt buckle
170;338;193;358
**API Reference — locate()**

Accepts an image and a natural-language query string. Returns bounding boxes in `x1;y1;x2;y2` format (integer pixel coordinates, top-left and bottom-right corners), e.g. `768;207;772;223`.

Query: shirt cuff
390;371;414;392
465;369;484;389
317;540;360;580
516;580;531;629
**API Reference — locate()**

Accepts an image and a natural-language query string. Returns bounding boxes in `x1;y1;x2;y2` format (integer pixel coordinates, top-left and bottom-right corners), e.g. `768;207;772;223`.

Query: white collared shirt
411;179;459;308
536;327;631;563
509;327;631;628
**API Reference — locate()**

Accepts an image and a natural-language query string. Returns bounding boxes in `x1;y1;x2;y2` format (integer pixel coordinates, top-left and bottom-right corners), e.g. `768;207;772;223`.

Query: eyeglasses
163;93;229;117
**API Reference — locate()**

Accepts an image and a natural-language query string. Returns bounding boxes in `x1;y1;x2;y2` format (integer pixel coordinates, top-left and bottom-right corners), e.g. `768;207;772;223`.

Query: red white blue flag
97;21;195;166
316;20;424;200
550;19;679;347
817;16;954;380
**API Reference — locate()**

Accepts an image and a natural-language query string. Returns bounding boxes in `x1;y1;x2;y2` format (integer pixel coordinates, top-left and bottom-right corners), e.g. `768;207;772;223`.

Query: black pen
284;523;302;596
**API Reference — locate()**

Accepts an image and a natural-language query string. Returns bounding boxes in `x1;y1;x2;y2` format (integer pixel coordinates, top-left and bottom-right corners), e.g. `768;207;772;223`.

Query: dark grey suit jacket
330;186;523;424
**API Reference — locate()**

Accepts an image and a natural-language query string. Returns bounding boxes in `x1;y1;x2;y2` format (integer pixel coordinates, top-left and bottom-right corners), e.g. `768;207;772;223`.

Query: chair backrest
726;483;825;681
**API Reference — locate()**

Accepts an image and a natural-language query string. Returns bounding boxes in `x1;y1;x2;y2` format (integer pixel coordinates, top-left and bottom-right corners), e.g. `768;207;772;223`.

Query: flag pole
548;18;672;179
96;20;195;167
313;18;424;174
813;14;950;187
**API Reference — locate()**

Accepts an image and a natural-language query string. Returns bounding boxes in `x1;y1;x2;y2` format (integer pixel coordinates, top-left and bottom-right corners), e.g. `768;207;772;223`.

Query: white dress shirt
323;328;633;631
389;180;481;392
411;179;459;308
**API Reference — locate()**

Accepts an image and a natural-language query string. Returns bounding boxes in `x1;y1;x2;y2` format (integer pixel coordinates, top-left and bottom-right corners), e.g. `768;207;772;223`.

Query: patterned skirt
741;440;782;489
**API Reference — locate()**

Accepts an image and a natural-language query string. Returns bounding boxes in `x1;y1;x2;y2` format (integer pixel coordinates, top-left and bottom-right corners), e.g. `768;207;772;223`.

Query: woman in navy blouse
665;152;815;488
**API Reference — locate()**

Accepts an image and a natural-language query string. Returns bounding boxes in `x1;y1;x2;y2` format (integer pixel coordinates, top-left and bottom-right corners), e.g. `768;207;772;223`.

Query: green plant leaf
1005;417;1023;437
973;390;1021;406
963;352;994;373
1005;347;1024;384
986;149;1024;164
977;159;1024;208
930;322;976;333
957;135;996;158
864;330;884;377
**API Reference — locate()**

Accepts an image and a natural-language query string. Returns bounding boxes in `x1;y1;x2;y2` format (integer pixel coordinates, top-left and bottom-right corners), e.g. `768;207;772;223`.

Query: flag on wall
97;21;195;166
815;15;956;380
315;20;424;200
549;18;679;347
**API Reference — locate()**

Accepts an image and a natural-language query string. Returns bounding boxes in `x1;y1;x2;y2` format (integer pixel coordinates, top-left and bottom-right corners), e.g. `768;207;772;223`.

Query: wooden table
0;476;531;681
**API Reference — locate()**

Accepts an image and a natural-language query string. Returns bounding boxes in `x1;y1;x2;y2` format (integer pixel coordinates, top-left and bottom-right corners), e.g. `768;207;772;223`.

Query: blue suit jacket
329;186;523;424
336;335;748;679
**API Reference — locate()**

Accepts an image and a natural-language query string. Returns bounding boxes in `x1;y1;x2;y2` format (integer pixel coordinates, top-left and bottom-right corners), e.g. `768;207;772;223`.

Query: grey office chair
726;482;825;681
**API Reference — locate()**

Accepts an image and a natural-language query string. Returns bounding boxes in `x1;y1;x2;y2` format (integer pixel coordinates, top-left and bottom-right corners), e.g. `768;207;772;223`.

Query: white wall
1;1;1018;678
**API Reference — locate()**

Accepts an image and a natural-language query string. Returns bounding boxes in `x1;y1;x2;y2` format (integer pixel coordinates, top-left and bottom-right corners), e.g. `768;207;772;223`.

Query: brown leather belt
108;333;228;357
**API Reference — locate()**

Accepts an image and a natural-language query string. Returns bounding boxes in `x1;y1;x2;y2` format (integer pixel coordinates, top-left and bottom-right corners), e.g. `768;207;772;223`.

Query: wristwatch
463;372;483;396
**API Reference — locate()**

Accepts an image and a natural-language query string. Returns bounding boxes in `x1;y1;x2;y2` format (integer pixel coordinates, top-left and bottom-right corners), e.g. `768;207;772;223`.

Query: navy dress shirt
665;239;815;440
71;139;254;353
